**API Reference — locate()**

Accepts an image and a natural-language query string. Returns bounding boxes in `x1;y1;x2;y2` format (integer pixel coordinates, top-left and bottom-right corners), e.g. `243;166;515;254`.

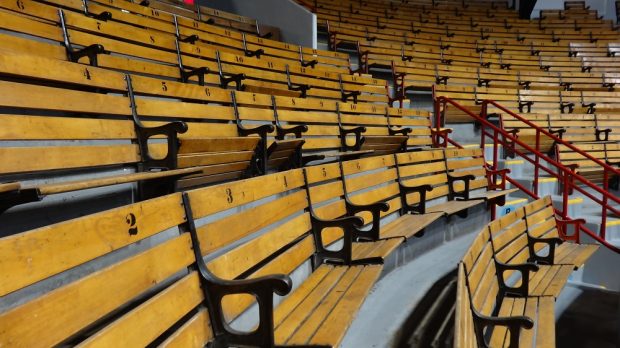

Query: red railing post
562;166;570;220
602;168;609;239
534;129;542;197
432;96;620;254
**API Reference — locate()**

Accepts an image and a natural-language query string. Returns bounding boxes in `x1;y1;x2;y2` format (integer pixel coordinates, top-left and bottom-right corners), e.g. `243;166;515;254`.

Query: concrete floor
556;286;620;348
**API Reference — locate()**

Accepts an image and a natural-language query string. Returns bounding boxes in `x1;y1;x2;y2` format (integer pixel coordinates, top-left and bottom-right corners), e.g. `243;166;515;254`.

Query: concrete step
511;176;560;198
496;197;529;217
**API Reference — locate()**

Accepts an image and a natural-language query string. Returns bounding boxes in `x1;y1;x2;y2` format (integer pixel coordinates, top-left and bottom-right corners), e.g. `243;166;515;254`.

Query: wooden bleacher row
0;148;514;347
435;84;620;121
0;0;392;104
556;143;620;189
0;50;434;213
323;12;616;46
329;21;620;66
34;0;347;73
143;0;263;35
315;1;619;45
391;61;620;94
456;196;599;347
330;25;620;75
500;113;620;154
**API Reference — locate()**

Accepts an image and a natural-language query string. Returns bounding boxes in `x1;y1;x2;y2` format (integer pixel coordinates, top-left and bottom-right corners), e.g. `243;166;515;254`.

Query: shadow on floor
556;288;620;348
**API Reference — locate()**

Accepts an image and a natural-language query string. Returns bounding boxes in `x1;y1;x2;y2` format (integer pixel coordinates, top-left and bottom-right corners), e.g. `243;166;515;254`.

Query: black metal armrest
606;159;620;167
276;124;308;140
527;234;563;265
340;126;366;151
583;102;596;114
549;128;566;139
518;100;533;113
595;128;612;141
399;182;433;215
345;200;390;241
519;80;531;89
136;121;188;170
495;260;539;297
447;173;476;201
180;66;210;85
560;101;575;113
472;309;534;348
301;59;318;68
341;90;361;103
388;126;412;136
245;48;264;58
220;72;246;90
485;166;511;190
289;83;311;98
237;123;275;138
310;214;381;266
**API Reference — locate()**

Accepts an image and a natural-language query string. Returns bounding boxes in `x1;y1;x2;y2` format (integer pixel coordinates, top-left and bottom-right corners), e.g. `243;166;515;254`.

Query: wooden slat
0;234;194;347
0;193;185;296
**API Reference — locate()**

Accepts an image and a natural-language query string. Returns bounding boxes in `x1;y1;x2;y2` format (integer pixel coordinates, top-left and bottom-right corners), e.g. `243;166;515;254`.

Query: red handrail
433;95;620;254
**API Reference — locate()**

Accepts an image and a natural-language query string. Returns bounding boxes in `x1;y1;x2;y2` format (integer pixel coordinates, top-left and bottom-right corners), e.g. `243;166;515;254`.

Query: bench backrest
444;148;492;194
395;149;451;205
0;193;205;347
462;228;500;324
455;262;478;348
523;196;564;241
183;169;354;323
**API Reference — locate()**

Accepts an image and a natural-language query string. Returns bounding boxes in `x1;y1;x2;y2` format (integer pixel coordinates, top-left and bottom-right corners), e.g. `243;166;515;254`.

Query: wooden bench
0;165;410;346
444;148;518;205
0;2;385;103
457;222;558;348
556;143;620;188
181;169;395;346
0;192;209;347
0;76;209;212
522;196;599;267
306;155;445;241
395;149;486;217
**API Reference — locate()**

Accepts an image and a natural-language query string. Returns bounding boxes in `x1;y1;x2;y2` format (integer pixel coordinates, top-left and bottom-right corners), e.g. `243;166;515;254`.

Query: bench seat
378;212;445;239
524;196;600;269
273;264;382;346
488;295;556;348
425;199;486;216
470;188;520;201
514;264;574;297
306;156;444;243
553;243;599;268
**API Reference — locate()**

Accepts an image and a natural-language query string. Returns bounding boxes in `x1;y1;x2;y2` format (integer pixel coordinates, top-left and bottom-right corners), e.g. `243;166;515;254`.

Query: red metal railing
433;95;620;254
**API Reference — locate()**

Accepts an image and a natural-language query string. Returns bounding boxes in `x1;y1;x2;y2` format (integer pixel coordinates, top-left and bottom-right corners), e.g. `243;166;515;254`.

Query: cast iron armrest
472;309;534;348
388;126;412;136
549;128;566;139
136;121;188;170
447;173;476;201
237;123;275;138
430;128;452;147
484;166;511;190
606;159;620;167
399;182;433;215
340;126;366;151
582;102;596;113
495;260;539;298
555;217;585;241
527;234;563;265
345;199;390;241
595;128;612;141
310;214;383;266
198;268;292;348
275;124;308;140
301;59;318;68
